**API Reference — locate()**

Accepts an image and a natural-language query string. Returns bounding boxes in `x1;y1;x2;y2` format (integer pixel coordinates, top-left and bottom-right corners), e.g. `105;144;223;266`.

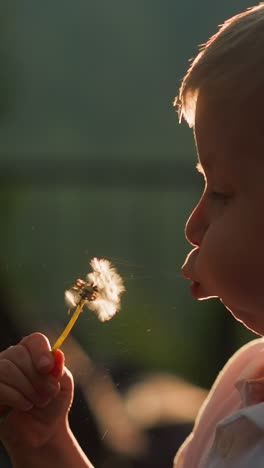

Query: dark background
0;1;257;466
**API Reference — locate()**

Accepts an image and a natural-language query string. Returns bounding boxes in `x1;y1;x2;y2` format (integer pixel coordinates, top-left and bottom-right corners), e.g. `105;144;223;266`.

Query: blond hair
175;3;264;127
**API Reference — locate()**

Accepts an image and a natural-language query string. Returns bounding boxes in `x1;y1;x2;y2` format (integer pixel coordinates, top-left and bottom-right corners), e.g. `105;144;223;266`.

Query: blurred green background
0;0;257;393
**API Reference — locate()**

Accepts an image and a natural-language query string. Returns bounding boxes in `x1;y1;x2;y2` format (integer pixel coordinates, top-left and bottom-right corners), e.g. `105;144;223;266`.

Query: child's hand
0;332;74;451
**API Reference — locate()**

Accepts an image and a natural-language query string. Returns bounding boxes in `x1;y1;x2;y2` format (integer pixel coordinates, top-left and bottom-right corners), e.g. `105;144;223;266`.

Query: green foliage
0;0;257;389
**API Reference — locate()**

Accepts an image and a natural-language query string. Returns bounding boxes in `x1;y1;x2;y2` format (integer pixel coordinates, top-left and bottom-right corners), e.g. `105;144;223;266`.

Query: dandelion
52;257;125;352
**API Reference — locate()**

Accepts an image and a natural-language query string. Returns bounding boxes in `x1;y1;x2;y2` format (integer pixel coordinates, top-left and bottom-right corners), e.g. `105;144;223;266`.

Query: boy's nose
185;203;208;247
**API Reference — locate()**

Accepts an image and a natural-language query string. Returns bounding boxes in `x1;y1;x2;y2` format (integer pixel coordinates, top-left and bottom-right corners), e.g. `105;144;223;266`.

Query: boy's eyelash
209;191;225;199
208;191;230;200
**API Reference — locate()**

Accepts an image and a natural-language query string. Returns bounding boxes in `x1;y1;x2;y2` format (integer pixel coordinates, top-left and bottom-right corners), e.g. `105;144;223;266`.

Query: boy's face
182;95;264;335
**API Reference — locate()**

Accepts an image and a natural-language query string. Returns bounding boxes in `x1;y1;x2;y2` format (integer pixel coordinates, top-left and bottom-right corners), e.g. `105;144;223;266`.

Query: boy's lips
190;280;202;299
181;248;203;299
182;249;216;300
181;247;199;280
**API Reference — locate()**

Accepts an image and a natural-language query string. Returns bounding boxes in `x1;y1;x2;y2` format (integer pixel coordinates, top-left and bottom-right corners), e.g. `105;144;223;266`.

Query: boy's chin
198;294;218;301
223;302;264;336
198;294;264;336
191;281;218;300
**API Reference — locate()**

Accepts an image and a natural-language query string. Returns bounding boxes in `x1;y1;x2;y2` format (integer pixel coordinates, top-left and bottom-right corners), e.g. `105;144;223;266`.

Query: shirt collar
235;347;264;407
235;377;264;407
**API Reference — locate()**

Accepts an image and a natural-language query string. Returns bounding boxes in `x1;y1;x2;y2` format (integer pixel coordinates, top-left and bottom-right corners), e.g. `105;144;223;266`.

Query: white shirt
204;402;264;467
174;337;264;467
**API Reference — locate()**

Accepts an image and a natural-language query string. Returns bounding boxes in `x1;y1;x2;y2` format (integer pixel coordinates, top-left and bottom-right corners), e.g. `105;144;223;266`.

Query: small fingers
0;334;62;409
20;333;54;374
0;359;37;406
51;350;64;378
0;383;33;412
21;334;65;379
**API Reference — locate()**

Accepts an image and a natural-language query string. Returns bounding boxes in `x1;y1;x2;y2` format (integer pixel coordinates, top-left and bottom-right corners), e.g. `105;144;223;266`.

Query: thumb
51;349;65;378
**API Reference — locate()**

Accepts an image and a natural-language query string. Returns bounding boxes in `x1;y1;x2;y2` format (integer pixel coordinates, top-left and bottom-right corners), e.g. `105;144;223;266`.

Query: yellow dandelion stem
52;297;86;352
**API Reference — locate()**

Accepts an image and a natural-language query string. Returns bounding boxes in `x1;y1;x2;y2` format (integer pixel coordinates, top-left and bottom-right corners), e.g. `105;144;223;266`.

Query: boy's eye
209;191;225;199
208;191;231;201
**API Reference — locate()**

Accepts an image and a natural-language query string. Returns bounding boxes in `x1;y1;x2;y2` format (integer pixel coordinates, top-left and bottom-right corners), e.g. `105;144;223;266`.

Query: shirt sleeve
204;402;264;468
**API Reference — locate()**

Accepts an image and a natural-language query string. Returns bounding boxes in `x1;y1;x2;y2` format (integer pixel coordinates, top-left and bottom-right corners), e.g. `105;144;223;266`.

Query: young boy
174;2;264;466
1;3;264;467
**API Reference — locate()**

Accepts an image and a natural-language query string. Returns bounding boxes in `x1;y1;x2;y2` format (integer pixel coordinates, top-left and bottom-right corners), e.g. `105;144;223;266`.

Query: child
174;2;264;467
1;3;264;467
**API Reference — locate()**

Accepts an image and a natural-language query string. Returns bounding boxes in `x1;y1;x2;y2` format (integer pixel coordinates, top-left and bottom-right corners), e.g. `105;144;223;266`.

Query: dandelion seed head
65;257;125;322
65;289;77;308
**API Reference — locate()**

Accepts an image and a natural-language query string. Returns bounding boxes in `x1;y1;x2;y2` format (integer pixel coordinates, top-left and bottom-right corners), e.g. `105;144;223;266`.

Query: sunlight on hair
174;89;198;127
175;3;264;127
